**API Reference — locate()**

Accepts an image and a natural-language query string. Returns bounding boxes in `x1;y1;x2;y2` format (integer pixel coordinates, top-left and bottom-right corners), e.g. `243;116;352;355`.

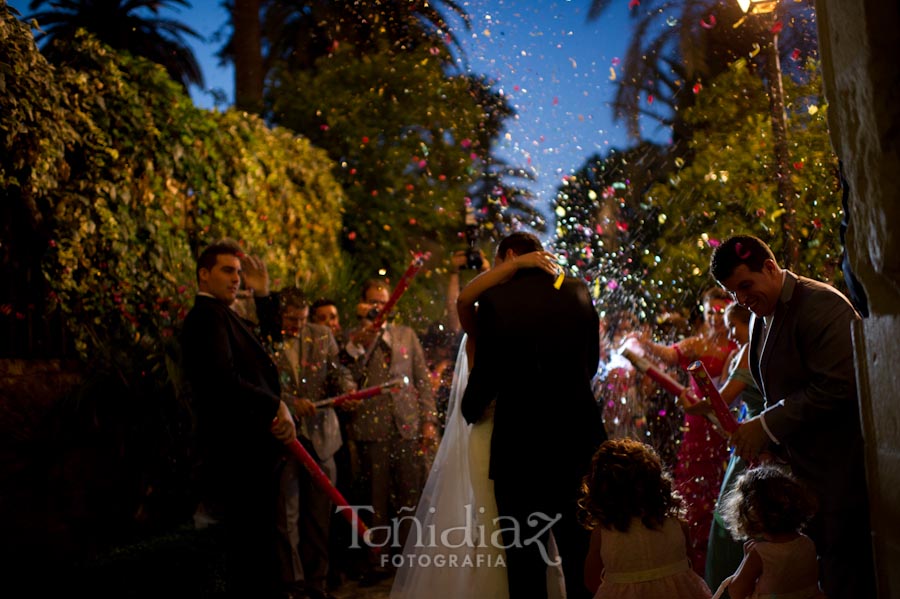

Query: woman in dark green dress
704;304;766;590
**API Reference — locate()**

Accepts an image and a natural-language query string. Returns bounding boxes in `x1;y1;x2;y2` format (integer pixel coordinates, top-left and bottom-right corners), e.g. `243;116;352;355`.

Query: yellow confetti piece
609;67;617;81
808;105;819;115
554;270;565;289
749;43;761;58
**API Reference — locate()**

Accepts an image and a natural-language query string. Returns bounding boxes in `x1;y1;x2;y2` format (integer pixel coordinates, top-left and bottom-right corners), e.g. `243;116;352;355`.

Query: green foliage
1;14;344;375
269;44;486;315
552;60;841;315
553;142;670;315
640;61;842;306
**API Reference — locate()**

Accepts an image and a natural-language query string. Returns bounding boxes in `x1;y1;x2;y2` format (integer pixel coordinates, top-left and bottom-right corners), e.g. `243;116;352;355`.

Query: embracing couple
390;233;606;599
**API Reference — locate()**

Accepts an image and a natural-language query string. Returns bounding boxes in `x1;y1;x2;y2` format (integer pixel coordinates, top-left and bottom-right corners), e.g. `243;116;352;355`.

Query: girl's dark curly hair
719;464;817;540
577;439;684;532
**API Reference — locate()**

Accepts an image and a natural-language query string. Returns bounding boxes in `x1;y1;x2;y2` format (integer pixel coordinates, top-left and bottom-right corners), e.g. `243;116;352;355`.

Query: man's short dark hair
196;239;242;282
280;288;309;310
710;235;776;283
311;298;338;313
497;232;543;258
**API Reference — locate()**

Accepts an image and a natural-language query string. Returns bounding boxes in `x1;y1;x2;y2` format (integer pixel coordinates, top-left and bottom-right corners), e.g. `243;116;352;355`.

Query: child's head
578;439;683;533
720;464;817;540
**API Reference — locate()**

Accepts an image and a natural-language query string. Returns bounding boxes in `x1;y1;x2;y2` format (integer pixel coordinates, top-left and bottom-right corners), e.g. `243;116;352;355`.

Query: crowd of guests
180;234;874;598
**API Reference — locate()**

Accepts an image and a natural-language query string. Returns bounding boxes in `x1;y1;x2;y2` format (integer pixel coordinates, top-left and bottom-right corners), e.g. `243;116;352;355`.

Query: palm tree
587;0;817;141
26;0;203;90
220;0;470;113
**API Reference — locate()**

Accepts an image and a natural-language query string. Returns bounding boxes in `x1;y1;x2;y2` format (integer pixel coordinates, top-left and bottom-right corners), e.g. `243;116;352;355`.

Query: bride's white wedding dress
390;338;566;599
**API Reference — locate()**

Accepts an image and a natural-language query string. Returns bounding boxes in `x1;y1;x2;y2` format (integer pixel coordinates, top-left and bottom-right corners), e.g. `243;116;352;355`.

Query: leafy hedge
1;5;345;546
1;7;344;377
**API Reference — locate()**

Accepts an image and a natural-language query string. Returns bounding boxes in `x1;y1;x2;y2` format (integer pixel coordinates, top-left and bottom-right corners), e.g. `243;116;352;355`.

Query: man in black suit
181;239;311;597
461;232;605;599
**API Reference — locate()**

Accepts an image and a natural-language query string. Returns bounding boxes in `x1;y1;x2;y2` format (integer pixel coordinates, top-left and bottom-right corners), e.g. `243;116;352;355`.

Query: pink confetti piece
791;48;801;61
611;57;621;67
771;21;783;34
553;96;559;105
693;82;703;94
700;15;716;29
647;94;654;104
628;0;640;9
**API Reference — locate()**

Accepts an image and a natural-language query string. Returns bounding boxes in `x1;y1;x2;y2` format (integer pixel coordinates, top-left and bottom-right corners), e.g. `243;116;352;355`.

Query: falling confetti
749;43;761;58
791;48;802;61
808;105;819;115
628;0;640;9
609;67;617;81
700;15;716;29
692;82;702;94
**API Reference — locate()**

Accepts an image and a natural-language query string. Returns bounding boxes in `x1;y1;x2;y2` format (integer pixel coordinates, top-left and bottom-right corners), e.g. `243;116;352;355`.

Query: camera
463;204;482;270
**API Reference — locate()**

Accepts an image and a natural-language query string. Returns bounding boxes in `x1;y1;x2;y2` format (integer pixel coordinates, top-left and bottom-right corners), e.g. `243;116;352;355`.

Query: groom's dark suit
461;268;605;599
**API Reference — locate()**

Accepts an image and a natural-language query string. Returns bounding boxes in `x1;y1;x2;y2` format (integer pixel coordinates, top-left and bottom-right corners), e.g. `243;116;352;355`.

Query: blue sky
11;0;652;222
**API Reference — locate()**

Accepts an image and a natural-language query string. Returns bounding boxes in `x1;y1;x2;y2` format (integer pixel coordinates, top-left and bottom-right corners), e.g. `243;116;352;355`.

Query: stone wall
817;1;900;597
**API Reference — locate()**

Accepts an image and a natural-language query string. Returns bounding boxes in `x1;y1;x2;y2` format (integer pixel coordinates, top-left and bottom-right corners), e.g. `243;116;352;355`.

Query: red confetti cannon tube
312;377;406;408
620;347;698;405
369;252;431;330
687;360;740;435
284;438;371;542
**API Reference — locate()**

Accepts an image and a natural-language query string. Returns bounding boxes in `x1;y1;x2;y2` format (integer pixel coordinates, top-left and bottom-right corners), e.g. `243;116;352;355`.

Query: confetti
666;16;678;27
609;67;617;81
628;0;640;9
771;21;783;34
749;43;761;58
791;48;801;61
692;82;702;94
700;15;716;29
808;105;819;115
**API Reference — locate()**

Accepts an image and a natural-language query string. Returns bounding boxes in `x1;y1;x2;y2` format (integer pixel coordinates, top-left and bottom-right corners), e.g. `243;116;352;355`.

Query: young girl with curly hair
579;439;712;598
713;465;825;599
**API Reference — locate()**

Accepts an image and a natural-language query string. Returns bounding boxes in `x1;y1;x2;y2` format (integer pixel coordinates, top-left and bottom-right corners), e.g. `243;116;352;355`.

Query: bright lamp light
737;0;779;14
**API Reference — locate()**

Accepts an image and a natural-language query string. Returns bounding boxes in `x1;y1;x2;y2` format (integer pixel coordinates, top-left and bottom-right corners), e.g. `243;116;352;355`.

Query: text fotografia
335;504;562;567
382;552;506;569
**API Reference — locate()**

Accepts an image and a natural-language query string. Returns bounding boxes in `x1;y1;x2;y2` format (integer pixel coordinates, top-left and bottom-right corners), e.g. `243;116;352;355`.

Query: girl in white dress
579;439;712;599
712;465;825;599
390;251;563;599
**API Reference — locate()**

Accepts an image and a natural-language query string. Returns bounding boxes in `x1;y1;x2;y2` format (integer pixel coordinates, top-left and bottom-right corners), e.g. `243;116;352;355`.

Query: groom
461;232;605;599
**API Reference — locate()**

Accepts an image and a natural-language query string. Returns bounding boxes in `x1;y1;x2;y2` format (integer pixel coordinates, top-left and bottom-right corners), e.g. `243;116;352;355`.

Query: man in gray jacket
271;289;356;599
711;234;874;599
344;278;438;568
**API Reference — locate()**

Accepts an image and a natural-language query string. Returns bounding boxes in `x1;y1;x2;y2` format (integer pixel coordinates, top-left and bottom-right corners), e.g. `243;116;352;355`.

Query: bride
390;251;564;599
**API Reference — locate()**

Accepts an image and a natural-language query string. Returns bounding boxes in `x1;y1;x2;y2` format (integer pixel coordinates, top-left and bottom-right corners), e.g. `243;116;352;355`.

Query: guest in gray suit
344;278;438;570
710;235;874;599
271;289;356;599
